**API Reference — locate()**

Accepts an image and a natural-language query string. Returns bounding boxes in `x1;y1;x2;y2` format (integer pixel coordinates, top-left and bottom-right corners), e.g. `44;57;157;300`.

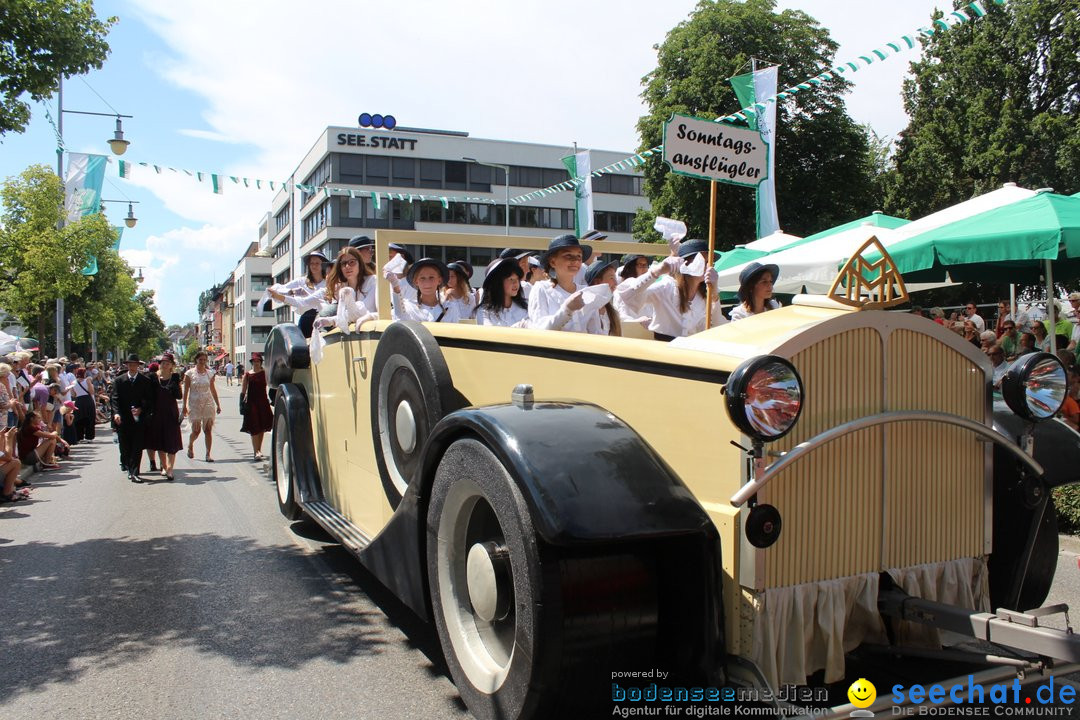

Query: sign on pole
662;113;768;188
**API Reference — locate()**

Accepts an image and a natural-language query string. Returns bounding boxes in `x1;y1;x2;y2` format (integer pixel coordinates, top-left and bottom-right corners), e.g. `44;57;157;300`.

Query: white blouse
527;281;603;334
728;299;781;321
476;303;529;328
281;279;328;314
392;293;463;323
614;273;651;321
619;274;725;338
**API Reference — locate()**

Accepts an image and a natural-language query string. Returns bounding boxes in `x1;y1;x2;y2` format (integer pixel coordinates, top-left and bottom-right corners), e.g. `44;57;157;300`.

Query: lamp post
55;76;133;358
101;198;140;228
463;157;510;235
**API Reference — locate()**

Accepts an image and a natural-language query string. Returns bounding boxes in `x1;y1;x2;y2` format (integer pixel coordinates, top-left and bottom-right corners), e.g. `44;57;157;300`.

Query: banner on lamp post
661;113;768;188
561;150;594;237
730;66;780;238
64;153;108;224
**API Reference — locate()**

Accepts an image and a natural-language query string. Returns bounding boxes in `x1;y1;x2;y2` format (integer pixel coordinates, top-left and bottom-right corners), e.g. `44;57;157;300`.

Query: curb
1061;534;1080;556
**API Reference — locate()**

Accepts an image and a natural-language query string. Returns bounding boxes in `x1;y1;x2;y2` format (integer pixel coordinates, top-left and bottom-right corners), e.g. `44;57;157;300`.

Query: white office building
231;238;276;368
264;123;651;322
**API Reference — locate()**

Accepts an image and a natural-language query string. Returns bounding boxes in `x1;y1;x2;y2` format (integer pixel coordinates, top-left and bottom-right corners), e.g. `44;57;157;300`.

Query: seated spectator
17;410;60;470
979;330;997;353
994;301;1013;338
930;307;946;325
1045;300;1074;341
0;362;15;430
999;320;1019;359
1033;322;1050;351
963;302;985;333
1018;332;1037;356
961;321;981;348
0;426;26;503
989;345;1008;388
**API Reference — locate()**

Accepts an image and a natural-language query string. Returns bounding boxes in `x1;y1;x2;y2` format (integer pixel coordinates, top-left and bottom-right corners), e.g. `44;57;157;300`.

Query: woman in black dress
145;354;183;481
240;353;273;461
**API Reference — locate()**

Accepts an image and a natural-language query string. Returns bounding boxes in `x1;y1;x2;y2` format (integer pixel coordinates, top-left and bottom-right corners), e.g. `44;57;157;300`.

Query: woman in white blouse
388;258;462;324
527;234;602;334
268;250;328;337
443;261;478;319
728;262;781;321
476;258;529;328
314;246;378;334
618;239;725;341
584;259;621;336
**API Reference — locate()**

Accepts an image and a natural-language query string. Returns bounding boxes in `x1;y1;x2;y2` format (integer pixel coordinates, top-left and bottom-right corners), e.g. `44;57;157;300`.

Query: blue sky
0;0;945;326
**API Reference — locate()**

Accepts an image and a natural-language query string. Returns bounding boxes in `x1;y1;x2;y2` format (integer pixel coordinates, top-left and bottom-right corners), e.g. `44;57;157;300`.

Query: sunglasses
340;258;359;268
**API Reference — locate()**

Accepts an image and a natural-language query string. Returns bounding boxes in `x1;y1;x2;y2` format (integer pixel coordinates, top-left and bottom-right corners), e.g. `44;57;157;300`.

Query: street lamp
55;76;134;358
463;157;510;235
101;199;139;228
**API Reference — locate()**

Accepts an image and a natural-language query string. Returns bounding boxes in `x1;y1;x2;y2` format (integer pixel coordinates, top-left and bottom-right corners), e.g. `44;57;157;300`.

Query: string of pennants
57;0;1004;209
112;158;497;208
511;0;1005;205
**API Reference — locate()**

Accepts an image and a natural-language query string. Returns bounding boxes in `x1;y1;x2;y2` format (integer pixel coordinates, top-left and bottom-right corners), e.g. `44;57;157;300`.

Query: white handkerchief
679;253;706;277
580;284;613;313
653;217;687;241
309;329;325;364
385;254;406;274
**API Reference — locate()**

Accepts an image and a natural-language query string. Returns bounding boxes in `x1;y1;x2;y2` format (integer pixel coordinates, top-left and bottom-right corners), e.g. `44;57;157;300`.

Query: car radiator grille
753;327;987;589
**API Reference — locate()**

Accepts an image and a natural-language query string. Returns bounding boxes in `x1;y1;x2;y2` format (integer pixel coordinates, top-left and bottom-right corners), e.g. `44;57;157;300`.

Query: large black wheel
272;402;303;521
370;322;462;509
426;439;659;720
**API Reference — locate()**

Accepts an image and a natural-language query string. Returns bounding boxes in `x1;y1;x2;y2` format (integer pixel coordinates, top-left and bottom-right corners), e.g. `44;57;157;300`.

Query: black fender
264;323;310;390
994;405;1080;489
419;401;716;545
412;400;726;682
273;382;321;504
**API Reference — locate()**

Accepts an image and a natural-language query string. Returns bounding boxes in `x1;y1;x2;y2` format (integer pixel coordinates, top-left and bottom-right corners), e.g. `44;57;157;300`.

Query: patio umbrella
0;330;39;354
715;183;1038;293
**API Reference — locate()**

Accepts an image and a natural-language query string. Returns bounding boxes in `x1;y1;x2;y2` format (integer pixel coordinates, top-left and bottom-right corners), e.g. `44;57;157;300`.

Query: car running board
879;588;1079;662
303;500;372;553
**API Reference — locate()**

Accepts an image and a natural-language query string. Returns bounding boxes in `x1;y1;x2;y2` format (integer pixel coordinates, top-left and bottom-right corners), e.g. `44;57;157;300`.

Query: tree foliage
0;163;166;356
0;0;116;136
635;0;882;247
885;0;1080;218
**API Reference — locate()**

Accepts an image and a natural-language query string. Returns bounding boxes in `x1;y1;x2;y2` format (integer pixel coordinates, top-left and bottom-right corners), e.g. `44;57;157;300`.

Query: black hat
447;260;473;281
541;234;593;270
481;258;525;295
406;257;450;287
620;253;647;272
677;239;720;259
348;235;374;249
124;353;141;364
738;261;780;287
388;243;414;264
580;229;608;242
584;259;617;286
498;248;536;261
302;250;329;264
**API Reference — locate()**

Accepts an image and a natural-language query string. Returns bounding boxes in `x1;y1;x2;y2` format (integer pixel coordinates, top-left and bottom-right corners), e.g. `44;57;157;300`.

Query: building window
276;307;291;323
301;157;331;206
444;160;467;190
418;200;443;223
339;154;364;184
302;200;331;241
392;158;415;187
594;211;634;233
250;275;272;292
272;235;291;260
274;269;291;285
274;205;291;234
419;159;443;189
366;156;389;186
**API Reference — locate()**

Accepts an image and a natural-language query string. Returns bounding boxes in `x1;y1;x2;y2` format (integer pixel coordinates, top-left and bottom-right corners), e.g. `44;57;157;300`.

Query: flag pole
706;180;717;329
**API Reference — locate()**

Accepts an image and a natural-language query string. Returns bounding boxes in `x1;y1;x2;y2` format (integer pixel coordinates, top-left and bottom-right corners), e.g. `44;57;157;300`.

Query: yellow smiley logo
847;678;877;708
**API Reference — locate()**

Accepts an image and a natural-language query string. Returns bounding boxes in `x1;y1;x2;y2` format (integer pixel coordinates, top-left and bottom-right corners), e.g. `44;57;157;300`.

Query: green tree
886;0;1080;218
70;248;144;353
126;289;168;360
0;0;116;136
0;164;116;353
635;0;882;247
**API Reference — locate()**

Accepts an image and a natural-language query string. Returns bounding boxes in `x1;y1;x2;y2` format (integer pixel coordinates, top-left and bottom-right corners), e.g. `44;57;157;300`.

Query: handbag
239;394;250;415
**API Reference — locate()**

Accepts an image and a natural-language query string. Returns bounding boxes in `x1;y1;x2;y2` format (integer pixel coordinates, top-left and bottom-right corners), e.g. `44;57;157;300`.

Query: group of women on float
273;229;781;344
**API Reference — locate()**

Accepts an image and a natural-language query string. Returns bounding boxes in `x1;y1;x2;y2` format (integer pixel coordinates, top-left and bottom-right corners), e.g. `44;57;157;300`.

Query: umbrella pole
1046;259;1056;354
1009;284;1016;330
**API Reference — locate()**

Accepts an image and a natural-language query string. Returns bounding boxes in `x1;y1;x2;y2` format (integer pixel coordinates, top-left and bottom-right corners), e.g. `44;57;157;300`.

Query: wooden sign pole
706;180;717;329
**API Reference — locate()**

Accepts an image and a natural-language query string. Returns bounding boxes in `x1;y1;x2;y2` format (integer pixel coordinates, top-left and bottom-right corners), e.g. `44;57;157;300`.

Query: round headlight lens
725;356;804;441
1002;352;1067;422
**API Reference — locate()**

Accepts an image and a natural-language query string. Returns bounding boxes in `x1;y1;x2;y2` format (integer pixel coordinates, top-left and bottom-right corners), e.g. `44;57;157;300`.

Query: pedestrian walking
240;353;273;461
110;353;154;482
182;350;221;462
225;360;235;386
145;354;183;481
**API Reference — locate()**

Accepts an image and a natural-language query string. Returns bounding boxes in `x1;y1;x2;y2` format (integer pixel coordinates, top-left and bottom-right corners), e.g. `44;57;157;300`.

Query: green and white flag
118;159;133;178
64;152;108;224
561;150;594;237
731;67;780;238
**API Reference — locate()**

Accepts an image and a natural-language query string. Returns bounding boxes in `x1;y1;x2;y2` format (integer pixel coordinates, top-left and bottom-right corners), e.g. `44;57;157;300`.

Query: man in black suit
111;353;154;483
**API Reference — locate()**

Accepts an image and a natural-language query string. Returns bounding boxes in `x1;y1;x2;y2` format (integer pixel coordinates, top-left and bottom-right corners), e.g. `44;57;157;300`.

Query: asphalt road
3;382;1080;719
0;383;468;720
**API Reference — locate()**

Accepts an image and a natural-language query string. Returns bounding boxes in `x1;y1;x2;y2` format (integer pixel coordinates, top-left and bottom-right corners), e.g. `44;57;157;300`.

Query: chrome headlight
1002;352;1067;422
725;356;804;441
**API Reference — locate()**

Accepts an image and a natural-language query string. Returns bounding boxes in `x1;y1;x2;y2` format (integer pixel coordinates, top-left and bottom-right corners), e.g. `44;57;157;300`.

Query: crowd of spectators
1;351;112;503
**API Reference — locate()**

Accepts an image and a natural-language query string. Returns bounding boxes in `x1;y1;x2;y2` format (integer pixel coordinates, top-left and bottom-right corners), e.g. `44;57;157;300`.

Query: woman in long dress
145;354;183;480
182;350;221;462
240;353;274;461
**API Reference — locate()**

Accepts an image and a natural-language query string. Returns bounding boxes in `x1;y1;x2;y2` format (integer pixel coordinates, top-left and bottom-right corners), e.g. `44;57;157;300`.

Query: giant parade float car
264;231;1080;718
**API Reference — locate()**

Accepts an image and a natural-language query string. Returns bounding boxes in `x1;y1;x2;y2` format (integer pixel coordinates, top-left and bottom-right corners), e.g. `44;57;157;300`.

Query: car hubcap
395;400;417;454
466;541;511;623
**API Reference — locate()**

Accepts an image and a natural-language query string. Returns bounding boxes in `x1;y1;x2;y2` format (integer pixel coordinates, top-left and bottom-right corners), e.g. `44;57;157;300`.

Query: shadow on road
0;533;391;700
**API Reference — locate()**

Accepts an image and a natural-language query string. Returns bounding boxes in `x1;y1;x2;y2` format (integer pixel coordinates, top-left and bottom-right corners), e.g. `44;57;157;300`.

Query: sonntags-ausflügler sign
662;113;769;188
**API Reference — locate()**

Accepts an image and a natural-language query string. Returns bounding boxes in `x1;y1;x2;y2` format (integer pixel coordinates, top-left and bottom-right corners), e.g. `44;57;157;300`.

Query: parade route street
0;383;468;720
